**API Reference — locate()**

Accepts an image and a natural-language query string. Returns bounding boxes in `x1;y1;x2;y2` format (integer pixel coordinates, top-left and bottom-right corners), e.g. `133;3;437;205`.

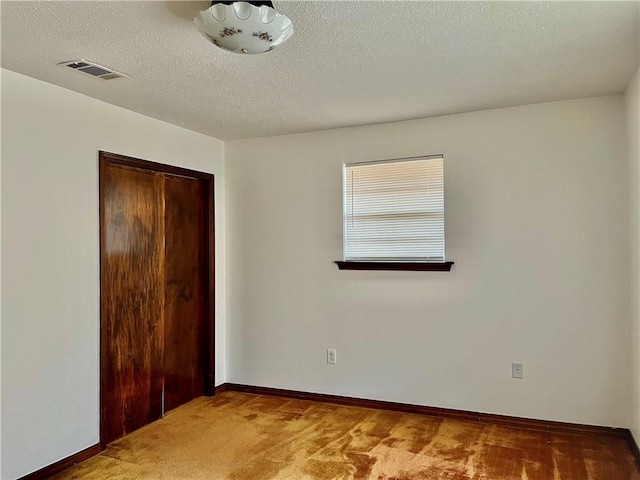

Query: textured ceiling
2;1;639;140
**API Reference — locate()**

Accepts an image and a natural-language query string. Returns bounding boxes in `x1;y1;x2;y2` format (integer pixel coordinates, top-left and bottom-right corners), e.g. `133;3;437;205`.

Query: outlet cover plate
512;362;523;379
327;349;337;365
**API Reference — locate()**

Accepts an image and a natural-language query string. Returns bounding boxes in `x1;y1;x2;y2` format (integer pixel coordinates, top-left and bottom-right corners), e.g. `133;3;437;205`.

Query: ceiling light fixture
195;1;293;54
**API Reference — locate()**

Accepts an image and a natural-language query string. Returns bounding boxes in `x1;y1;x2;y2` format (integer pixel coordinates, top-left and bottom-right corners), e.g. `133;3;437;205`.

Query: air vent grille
57;59;128;81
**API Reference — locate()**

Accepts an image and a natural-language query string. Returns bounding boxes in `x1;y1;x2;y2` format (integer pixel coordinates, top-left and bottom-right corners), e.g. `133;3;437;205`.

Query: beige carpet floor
52;391;639;480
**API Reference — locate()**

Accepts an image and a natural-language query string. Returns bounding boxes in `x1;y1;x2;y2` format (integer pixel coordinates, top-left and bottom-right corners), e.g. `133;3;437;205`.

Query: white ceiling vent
57;59;128;81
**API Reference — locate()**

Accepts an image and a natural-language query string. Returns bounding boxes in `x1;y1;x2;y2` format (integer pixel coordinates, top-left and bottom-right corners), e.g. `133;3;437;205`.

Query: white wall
628;67;640;443
226;96;630;429
0;69;226;480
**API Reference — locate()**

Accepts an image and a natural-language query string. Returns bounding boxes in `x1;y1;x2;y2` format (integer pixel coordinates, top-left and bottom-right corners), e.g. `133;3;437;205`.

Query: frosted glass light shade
195;2;293;54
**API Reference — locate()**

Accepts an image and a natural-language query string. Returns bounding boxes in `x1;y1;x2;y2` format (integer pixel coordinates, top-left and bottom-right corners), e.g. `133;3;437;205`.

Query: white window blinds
343;155;445;262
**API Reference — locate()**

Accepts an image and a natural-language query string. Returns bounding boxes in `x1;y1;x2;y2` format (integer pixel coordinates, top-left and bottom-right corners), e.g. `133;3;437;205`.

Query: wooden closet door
100;151;215;447
163;175;207;412
101;164;165;445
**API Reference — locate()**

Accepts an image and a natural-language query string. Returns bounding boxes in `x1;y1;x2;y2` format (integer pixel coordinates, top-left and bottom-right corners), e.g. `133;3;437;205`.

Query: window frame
337;154;453;272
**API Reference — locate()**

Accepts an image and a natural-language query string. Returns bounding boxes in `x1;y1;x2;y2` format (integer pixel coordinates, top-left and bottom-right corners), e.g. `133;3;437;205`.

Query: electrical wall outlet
512;362;523;379
327;349;337;365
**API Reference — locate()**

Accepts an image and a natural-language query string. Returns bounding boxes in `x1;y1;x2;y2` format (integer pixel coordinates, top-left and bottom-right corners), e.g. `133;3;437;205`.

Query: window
338;155;452;271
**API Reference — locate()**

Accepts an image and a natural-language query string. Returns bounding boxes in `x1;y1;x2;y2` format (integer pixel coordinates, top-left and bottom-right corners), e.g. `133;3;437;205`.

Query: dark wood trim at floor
214;383;229;394
222;383;630;438
624;429;640;470
18;443;103;480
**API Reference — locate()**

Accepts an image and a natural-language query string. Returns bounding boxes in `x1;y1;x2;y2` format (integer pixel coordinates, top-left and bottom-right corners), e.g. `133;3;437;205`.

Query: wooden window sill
335;261;454;271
